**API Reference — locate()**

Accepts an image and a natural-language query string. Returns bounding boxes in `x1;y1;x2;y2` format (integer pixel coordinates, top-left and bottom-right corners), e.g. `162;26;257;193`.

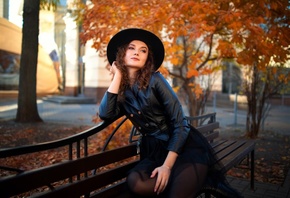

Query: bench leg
250;149;255;190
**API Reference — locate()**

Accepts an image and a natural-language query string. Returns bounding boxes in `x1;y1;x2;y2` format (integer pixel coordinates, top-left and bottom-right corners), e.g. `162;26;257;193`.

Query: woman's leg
127;170;157;197
166;163;208;198
127;163;208;198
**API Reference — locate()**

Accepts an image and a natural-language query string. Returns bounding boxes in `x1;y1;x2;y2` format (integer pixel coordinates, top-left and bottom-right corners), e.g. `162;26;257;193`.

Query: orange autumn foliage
79;0;290;121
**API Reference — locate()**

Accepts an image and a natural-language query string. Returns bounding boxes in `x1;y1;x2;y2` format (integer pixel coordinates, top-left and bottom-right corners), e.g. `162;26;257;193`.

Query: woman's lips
131;57;140;61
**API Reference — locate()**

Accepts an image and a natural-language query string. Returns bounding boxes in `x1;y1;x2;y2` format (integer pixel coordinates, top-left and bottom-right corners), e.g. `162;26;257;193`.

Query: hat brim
107;28;164;70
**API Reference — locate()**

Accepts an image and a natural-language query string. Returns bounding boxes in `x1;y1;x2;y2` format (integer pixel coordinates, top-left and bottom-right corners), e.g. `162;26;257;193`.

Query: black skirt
130;125;223;180
128;125;242;197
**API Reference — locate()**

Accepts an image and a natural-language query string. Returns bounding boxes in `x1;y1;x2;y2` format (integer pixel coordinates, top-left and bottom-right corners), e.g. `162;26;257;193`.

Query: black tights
126;163;208;198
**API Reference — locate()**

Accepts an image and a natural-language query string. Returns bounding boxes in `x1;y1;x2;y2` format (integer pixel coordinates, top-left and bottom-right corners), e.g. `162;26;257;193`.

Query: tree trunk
16;0;42;122
182;80;209;126
245;65;267;138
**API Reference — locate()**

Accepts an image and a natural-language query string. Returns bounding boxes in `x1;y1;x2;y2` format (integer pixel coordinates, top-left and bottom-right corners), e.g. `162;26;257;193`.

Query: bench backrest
0;144;139;197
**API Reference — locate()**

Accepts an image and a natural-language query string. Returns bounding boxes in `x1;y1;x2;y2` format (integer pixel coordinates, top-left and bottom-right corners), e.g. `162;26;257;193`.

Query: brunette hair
115;42;155;101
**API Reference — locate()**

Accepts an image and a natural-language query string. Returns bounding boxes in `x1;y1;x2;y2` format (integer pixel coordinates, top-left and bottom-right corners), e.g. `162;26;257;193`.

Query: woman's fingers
152;166;170;194
151;168;157;178
110;61;117;74
155;176;168;194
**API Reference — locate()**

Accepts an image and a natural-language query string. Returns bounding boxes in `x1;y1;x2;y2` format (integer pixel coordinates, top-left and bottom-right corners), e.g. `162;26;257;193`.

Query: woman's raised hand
108;61;122;94
110;61;120;76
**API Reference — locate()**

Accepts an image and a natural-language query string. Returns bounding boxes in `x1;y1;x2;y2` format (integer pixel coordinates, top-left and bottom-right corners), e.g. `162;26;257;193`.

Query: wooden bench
0;113;255;198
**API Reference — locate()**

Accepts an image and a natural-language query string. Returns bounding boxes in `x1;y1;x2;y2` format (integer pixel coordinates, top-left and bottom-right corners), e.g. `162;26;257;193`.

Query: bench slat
210;139;228;148
212;140;237;154
196;122;219;134
204;131;219;142
33;161;138;198
215;140;248;160
91;180;127;198
220;141;255;171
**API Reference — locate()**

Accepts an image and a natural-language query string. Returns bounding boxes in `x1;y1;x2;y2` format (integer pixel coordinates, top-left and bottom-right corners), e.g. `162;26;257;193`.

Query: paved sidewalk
0;97;98;125
0;96;290;198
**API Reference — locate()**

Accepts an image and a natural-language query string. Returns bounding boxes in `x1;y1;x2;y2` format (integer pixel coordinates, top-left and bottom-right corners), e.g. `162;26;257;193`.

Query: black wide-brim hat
107;28;165;70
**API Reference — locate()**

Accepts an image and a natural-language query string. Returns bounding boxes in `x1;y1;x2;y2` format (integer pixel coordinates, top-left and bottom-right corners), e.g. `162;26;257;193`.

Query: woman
99;28;241;198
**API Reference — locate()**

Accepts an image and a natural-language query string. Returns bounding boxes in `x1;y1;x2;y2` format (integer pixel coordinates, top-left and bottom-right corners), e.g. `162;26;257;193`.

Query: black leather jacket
99;72;190;154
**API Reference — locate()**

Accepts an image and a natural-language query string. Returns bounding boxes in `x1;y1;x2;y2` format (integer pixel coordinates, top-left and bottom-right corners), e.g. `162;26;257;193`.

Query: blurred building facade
0;0;110;101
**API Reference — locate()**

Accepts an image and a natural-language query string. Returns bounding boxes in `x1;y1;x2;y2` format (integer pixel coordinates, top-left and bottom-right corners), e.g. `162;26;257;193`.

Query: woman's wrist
108;69;122;93
162;164;171;170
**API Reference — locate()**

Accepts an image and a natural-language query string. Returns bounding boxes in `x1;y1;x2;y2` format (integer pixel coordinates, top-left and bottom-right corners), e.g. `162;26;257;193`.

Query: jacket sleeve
98;91;124;121
153;72;190;154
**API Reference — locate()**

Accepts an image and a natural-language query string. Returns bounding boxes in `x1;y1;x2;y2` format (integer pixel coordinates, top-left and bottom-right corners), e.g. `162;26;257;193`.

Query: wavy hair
115;43;155;101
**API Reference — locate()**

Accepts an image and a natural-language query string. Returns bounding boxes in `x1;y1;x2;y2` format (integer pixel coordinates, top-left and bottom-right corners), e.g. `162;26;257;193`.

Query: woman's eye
128;46;135;50
141;49;147;53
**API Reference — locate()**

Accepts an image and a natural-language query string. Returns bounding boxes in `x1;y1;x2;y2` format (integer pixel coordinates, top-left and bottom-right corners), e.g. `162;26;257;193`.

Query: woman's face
124;40;148;69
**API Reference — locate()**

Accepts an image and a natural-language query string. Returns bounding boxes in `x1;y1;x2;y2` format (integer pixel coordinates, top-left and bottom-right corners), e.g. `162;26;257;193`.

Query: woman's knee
126;171;155;196
126;171;140;193
127;172;136;187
